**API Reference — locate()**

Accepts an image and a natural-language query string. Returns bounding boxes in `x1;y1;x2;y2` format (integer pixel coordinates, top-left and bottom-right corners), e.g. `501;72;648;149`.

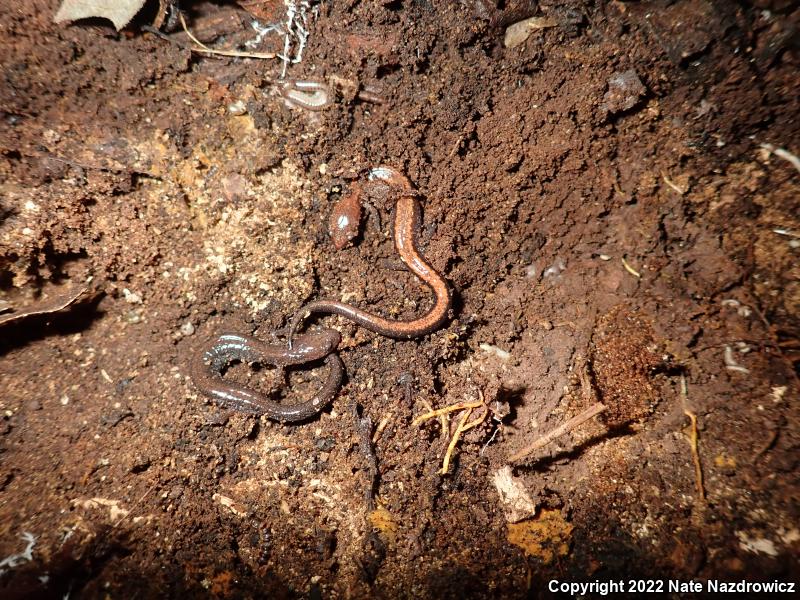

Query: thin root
415;393;489;474
680;375;706;502
419;398;449;441
621;257;641;279
662;172;687;195
440;408;476;475
462;405;489;431
760;142;800;175
178;12;277;60
412;400;484;427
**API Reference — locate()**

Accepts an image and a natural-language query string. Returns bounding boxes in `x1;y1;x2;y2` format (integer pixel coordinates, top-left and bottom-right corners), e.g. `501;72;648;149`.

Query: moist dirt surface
1;1;799;598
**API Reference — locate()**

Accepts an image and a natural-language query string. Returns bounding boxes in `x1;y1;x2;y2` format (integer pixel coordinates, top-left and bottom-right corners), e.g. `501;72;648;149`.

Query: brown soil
1;1;799;598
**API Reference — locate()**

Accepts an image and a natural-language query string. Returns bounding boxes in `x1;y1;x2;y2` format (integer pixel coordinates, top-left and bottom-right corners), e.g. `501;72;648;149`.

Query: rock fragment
602;69;647;115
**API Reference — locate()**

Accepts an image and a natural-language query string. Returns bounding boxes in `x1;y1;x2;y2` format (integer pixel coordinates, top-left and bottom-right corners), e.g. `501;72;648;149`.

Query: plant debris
54;0;147;31
504;15;558;49
492;465;537;523
0;284;88;327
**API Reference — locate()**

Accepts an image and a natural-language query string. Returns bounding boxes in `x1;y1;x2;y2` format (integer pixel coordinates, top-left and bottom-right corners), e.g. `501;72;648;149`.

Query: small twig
353;404;378;507
449;131;468;158
178;12;277;60
142;24;188;45
508;402;606;463
680;375;705;502
579;358;598;403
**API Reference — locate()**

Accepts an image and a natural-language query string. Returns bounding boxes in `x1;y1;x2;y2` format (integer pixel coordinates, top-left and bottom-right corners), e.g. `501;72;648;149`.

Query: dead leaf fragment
54;0;147;31
213;493;247;517
504;16;558;49
0;285;88;327
492;466;537;523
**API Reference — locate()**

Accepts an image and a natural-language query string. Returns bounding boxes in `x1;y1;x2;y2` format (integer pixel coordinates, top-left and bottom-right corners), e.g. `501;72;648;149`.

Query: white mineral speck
123;288;142;304
228;100;247;115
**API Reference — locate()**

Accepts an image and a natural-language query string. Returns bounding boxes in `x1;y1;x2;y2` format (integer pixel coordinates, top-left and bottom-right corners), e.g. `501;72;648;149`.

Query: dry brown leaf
0;285;88;327
54;0;147;31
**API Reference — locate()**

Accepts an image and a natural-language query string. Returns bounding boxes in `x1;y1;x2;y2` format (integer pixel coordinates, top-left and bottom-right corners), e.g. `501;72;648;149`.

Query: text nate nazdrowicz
548;579;796;595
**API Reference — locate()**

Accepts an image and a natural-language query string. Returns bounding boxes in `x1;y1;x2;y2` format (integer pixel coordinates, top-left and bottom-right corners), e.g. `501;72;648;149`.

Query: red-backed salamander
192;329;343;422
290;166;453;343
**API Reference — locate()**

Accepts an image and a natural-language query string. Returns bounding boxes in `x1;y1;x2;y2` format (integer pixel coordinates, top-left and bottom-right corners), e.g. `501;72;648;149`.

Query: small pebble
180;321;195;336
129;454;151;473
602;69;646;114
315;437;335;452
123;288;143;304
222;174;247;202
228;100;247;115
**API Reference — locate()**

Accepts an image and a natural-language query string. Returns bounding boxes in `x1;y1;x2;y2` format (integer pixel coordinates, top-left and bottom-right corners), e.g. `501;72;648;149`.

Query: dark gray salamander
191;329;343;422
